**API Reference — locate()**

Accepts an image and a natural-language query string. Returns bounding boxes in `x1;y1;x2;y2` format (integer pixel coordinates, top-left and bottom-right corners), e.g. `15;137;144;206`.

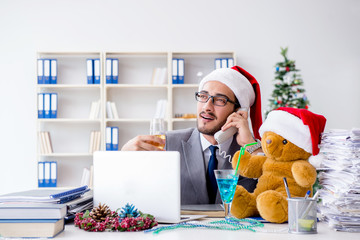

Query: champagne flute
214;169;239;220
149;118;166;150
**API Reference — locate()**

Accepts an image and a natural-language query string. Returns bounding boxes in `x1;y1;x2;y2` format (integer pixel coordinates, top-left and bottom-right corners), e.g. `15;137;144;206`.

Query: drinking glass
149;118;166;150
214;169;239;220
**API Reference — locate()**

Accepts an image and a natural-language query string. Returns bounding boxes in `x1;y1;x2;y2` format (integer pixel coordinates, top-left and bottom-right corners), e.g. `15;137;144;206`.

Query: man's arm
121;135;165;151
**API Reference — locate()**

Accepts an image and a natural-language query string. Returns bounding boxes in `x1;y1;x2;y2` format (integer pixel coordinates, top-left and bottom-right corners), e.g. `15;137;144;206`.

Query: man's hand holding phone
217;108;256;146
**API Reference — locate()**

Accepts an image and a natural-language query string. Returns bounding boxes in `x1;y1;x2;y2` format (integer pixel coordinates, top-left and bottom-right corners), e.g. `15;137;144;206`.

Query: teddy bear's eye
282;139;288;145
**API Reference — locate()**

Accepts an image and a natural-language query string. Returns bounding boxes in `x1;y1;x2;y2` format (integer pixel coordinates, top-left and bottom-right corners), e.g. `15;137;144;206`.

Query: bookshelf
36;51;235;188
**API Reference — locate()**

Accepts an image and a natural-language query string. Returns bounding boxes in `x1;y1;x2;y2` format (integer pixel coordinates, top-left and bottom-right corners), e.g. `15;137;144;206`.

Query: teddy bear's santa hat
259;107;326;155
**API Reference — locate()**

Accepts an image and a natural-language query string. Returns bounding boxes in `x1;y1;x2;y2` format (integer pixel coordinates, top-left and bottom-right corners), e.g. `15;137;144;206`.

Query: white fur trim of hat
259;110;313;154
198;68;255;109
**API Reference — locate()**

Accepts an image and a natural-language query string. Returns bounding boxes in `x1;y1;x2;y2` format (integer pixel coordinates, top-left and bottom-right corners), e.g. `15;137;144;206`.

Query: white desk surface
56;220;358;240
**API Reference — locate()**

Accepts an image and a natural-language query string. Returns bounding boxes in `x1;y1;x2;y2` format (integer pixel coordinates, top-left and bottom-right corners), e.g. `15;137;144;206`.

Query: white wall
0;0;359;195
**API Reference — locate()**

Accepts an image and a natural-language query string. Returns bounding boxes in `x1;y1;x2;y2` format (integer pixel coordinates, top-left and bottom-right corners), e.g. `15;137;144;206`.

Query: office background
0;0;359;195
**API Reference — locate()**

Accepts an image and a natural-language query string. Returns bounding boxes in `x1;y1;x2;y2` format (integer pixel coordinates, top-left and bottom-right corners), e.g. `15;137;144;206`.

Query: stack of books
0;185;92;237
181;204;224;218
317;128;360;232
89;100;101;119
151;67;167;85
38;131;53;154
106;101;119;119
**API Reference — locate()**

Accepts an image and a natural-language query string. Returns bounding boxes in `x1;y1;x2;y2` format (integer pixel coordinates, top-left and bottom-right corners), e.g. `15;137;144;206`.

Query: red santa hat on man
199;66;263;139
259;107;327;155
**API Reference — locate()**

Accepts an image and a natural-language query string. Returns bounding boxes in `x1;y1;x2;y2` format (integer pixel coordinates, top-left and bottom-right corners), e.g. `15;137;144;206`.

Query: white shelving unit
36;51;235;188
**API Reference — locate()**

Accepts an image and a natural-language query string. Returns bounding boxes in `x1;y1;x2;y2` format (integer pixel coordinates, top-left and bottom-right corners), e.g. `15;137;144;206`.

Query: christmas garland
74;203;158;232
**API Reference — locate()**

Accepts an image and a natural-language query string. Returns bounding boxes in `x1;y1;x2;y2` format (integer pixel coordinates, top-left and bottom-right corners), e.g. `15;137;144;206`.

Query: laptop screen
93;151;181;223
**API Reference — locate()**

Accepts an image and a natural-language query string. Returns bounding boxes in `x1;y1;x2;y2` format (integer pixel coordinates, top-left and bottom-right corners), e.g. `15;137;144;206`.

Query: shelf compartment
105;52;168;85
37;52;101;85
106;87;168;119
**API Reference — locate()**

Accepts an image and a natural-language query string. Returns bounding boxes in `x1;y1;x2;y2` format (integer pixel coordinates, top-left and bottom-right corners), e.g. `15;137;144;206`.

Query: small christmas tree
266;47;310;117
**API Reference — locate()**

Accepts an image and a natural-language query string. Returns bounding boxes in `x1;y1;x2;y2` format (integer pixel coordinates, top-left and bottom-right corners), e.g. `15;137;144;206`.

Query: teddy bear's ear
308;153;325;168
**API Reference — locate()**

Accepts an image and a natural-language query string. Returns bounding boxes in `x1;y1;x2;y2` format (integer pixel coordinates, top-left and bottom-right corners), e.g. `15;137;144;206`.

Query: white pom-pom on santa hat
259;107;326;155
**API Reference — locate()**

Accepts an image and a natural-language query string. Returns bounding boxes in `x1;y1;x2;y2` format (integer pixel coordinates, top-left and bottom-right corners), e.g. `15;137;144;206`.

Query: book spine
50;59;57;84
38;161;44;187
215;58;221;69
227;58;234;68
43;93;51;118
178;58;184;84
87;59;94;84
37;59;44;84
50;93;57;118
172;58;178;84
106;127;112;151
112;59;118;84
50;185;88;198
111;127;119;151
44;162;51;187
221;58;227;68
89;131;95;153
43;59;50;84
106;58;112;84
94;59;100;84
38;93;44;118
50;161;57;187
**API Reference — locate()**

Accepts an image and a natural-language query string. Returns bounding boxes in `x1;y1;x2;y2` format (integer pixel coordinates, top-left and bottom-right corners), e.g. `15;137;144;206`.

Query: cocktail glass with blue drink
214;169;239;220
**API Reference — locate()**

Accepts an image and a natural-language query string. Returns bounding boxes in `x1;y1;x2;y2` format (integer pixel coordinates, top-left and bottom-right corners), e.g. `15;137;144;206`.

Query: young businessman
121;66;263;204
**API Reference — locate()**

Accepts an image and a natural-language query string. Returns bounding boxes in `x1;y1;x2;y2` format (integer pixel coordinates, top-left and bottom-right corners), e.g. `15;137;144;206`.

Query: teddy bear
231;107;326;223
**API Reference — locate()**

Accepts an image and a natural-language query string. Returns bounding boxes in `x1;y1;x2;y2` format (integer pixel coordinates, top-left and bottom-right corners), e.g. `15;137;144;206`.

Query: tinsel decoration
74;203;158;232
145;217;264;234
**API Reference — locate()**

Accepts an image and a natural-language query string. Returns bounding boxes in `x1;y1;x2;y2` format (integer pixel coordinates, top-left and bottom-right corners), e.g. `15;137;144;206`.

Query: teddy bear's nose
266;139;272;144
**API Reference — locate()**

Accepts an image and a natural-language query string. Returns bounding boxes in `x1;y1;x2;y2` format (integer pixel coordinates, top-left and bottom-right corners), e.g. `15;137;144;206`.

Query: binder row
172;58;185;84
105;58;119;84
38;161;57;188
215;58;234;69
87;58;101;84
37;59;57;84
105;127;119;151
38;93;58;118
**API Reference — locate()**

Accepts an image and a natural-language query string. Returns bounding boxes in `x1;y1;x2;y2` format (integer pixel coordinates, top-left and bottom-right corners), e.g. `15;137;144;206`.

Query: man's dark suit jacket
165;128;257;204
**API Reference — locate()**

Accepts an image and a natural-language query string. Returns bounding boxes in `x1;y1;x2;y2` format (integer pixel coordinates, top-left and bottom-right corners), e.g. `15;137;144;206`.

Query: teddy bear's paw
257;190;288;223
230;186;257;218
292;161;317;188
231;151;252;175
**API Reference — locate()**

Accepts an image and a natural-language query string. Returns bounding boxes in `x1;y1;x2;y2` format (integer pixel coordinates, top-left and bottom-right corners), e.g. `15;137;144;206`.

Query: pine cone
89;203;112;222
119;203;140;219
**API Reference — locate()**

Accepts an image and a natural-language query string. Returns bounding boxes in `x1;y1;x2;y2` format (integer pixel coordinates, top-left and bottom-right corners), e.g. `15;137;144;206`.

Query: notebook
0;186;90;204
93;151;206;223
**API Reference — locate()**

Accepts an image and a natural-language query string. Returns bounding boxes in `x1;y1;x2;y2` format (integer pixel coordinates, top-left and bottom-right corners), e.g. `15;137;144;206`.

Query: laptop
93;151;206;223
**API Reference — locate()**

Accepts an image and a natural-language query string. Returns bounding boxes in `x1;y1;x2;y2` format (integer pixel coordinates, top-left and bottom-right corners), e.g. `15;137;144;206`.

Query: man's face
196;81;237;135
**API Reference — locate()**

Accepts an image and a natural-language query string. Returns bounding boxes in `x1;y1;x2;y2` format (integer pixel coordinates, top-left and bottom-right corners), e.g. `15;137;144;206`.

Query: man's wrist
246;139;262;154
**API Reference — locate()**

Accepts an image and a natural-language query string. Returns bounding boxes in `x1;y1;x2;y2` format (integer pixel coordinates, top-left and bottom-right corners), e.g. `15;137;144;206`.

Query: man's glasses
195;92;239;107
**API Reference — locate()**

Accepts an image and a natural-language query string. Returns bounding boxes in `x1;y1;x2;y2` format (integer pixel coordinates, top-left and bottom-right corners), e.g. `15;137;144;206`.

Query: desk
56;221;358;240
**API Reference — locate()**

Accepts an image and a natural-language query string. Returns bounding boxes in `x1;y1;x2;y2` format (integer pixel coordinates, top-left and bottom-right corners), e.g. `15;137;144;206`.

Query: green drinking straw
234;142;259;176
